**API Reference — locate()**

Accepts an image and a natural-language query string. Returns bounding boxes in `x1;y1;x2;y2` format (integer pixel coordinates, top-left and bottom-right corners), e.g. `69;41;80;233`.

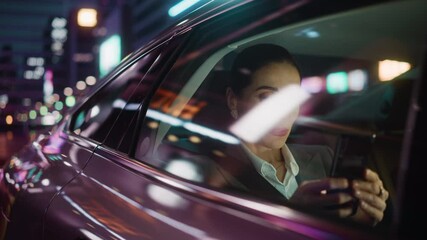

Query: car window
68;49;162;143
135;0;426;230
103;39;184;154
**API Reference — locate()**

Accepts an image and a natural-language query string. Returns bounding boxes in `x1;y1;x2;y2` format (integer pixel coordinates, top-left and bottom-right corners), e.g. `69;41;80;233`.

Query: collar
241;144;299;176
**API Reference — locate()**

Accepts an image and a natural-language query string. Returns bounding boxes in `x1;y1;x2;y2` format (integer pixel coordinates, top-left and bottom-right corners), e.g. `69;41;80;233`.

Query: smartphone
332;165;366;180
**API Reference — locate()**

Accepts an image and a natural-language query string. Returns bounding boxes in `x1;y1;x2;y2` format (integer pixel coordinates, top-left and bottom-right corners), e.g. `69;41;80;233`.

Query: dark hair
229;44;300;96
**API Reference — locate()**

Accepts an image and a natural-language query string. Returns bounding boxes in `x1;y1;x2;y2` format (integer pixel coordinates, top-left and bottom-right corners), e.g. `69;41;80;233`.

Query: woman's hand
351;169;389;225
289;178;355;218
289;170;389;226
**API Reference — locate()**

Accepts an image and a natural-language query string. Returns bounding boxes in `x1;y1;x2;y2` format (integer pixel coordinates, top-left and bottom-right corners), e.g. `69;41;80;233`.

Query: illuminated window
77;8;97;27
301;76;324;93
379;60;411;81
348;69;367;91
99;35;122;77
326;71;348;94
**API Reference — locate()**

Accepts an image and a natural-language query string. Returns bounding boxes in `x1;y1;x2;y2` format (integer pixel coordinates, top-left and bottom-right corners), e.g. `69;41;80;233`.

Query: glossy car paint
1;0;425;239
0;120;97;238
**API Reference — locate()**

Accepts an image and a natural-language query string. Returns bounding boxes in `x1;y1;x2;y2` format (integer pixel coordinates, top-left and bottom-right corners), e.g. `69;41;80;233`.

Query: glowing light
189;136;201;144
17;113;28;122
146;109;182;126
348;69;367;91
51;17;67;28
99;35;121;77
29;110;37;119
27;57;44;66
5;115;13;125
183;122;239;144
85;76;97;85
44;69;54;103
54;101;64;111
168;0;200;17
146;109;239;144
306;31;320;38
76;81;87;90
51;28;68;41
53;94;60;101
80;229;103;240
40;106;48;116
64;87;73;96
0;94;8;109
147;185;187;209
24;70;34;79
112;99;126;109
230;84;310;143
147;121;159;129
42;114;55;126
89;105;100;118
167;134;179;142
41;179;50;186
326;71;348;94
165;159;203;182
301;76;324;93
53;111;62;122
35;102;42;110
65;96;76;107
295;27;320;38
77;8;97;27
379;60;411;81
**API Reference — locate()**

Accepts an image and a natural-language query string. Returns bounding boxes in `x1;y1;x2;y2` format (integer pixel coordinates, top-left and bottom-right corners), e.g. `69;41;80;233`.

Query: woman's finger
360;200;384;223
354;190;387;211
353;181;389;200
353;180;381;194
364;169;380;183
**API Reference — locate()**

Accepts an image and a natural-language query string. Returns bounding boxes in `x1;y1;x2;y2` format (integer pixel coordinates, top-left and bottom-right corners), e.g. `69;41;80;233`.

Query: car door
42;32;189;239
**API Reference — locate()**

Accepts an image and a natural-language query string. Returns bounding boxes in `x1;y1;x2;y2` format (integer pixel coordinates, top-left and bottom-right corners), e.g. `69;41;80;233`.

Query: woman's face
235;62;301;149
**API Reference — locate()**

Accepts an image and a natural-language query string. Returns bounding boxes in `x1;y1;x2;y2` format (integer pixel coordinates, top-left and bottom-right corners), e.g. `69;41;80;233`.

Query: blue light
168;0;200;17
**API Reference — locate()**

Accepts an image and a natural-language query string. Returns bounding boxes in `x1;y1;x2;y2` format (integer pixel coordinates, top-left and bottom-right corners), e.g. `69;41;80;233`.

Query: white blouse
242;144;300;199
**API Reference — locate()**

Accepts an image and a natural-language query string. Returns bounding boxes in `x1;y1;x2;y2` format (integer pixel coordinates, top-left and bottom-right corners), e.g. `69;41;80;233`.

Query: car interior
135;0;426;230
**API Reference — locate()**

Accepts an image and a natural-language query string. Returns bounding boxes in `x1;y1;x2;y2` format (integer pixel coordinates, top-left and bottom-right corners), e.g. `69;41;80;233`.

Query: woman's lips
270;128;289;137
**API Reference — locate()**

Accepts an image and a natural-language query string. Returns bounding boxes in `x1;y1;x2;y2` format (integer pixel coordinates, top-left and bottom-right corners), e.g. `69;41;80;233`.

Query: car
1;0;426;239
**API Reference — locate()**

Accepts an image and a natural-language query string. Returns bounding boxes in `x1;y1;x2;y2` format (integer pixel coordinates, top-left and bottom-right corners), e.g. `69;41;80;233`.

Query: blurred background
0;0;203;165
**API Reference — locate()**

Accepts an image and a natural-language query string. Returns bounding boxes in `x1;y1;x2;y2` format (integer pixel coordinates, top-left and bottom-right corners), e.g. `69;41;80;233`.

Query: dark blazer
224;144;334;202
290;144;333;183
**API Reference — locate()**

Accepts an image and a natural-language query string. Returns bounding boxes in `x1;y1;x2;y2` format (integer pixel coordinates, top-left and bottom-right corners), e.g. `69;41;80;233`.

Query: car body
1;0;426;239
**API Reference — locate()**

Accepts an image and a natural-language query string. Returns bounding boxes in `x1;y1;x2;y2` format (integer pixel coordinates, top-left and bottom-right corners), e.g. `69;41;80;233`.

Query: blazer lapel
224;144;288;202
289;144;330;183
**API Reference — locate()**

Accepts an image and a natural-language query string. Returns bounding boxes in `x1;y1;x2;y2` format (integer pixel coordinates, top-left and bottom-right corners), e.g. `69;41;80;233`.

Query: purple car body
1;0;426;239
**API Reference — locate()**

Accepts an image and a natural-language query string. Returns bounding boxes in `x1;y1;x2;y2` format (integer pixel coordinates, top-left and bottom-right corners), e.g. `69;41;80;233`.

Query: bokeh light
65;96;76;107
64;87;73;96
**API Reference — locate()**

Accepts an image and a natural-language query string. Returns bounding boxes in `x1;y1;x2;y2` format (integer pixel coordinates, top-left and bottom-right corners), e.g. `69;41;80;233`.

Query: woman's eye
258;92;271;101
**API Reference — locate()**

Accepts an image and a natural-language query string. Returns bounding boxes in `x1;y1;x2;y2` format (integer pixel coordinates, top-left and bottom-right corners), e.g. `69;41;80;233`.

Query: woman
225;44;389;225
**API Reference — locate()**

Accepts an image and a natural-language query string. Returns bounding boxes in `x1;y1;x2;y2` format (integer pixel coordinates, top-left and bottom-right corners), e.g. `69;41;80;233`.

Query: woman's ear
226;87;238;119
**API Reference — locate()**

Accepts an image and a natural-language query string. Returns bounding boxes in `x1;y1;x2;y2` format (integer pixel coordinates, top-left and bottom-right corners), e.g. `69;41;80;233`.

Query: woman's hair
229;44;300;96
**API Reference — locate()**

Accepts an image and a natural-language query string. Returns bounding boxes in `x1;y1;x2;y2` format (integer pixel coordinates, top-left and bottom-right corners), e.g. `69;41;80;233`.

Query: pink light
301;76;324;93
